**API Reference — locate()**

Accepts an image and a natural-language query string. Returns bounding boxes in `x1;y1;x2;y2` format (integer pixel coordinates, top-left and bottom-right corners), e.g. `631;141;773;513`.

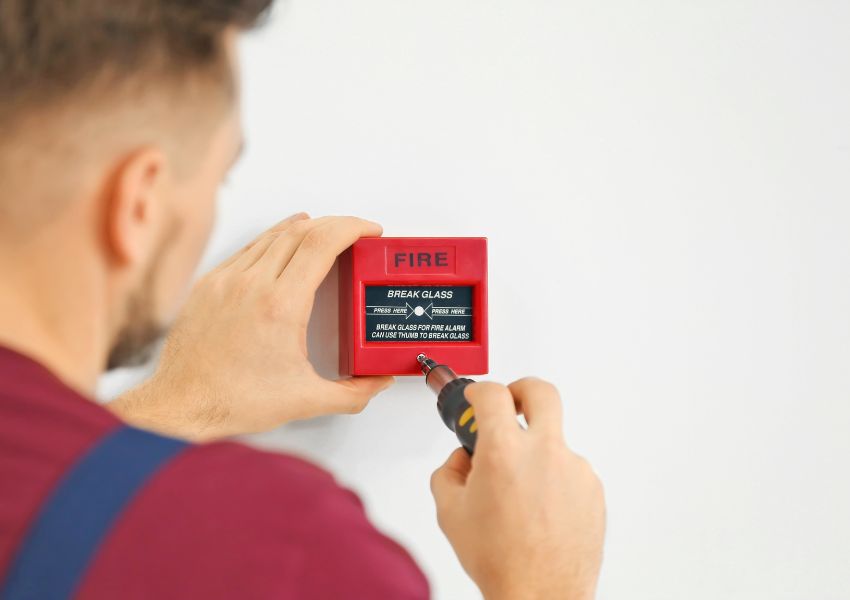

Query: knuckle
272;214;304;232
212;276;236;302
575;452;593;470
260;288;296;322
541;433;568;456
262;228;282;241
252;231;280;252
262;297;285;321
538;379;561;399
429;470;441;494
593;472;607;501
571;453;598;479
299;227;331;252
572;454;605;500
467;381;512;405
433;507;452;534
514;376;560;398
231;272;257;299
287;219;314;238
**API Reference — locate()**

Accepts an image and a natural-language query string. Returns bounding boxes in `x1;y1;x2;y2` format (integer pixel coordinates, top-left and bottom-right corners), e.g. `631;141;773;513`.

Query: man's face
108;73;244;369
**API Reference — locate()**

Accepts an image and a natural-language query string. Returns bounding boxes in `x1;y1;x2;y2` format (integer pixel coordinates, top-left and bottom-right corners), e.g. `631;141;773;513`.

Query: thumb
325;376;395;414
430;447;472;510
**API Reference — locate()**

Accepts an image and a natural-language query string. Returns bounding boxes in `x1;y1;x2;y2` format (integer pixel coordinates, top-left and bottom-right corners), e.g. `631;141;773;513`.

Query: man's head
0;0;272;369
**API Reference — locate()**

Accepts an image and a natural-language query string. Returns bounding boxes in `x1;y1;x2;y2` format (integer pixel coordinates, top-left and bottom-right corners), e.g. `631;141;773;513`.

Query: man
0;1;606;598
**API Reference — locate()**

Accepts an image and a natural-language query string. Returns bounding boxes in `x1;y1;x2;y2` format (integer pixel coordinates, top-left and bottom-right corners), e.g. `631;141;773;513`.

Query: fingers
320;375;395;415
507;377;563;437
463;382;519;438
276;217;383;316
223;218;381;300
222;212;310;272
430;447;472;511
252;216;335;279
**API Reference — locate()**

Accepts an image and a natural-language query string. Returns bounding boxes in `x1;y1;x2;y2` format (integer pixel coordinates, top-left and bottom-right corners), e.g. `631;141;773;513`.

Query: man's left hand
108;213;394;440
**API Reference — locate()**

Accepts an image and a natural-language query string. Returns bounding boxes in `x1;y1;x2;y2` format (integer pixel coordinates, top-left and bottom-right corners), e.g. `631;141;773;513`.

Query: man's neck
0;247;107;397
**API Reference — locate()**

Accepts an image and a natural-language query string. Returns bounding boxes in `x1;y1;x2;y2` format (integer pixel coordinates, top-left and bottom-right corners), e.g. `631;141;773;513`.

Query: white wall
102;1;850;598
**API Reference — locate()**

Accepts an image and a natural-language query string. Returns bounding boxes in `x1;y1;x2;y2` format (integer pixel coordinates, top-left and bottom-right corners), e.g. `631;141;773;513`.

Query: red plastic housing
339;237;489;376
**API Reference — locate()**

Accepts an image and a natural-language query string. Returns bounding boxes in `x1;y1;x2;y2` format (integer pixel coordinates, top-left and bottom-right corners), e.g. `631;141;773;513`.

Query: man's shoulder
75;434;429;599
147;436;371;530
163;438;343;504
121;434;360;537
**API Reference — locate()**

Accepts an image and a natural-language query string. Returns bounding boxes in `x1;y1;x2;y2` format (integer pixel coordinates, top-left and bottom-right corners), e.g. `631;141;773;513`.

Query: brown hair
0;0;273;122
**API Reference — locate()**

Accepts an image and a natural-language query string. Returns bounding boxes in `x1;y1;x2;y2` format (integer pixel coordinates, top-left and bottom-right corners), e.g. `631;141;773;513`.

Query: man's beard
106;225;177;371
106;276;166;370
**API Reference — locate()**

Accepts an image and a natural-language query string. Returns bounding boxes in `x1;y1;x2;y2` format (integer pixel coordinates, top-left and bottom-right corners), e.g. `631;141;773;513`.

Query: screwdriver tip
416;353;427;363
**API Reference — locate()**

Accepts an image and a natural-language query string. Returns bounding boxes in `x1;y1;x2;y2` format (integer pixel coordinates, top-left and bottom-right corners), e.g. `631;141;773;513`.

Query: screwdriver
417;353;478;454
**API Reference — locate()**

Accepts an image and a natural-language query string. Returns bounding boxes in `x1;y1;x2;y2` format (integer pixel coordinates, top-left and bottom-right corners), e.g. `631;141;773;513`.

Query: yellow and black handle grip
437;378;478;454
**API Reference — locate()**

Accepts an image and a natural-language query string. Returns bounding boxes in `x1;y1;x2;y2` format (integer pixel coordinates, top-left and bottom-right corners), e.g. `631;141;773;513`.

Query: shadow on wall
307;261;341;381
241;261;359;462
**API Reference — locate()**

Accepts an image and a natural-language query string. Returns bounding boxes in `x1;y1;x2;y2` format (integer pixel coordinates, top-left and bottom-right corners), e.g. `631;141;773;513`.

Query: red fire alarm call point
339;237;488;376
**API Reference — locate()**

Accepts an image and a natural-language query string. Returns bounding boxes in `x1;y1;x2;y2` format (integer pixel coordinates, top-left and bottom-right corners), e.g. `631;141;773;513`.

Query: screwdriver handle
437;378;478;454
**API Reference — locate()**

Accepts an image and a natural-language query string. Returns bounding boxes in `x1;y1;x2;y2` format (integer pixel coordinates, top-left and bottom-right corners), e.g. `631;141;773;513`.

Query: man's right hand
430;378;606;600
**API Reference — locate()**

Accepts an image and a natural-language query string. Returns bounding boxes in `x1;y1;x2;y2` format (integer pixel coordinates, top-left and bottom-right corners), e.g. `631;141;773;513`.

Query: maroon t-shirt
0;346;429;599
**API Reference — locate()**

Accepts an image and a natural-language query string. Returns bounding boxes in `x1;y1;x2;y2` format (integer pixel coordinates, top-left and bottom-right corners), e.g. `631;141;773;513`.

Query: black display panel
365;285;474;342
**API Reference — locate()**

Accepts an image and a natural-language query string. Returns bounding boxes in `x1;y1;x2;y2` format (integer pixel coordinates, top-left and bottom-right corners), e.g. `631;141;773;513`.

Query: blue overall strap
1;426;188;600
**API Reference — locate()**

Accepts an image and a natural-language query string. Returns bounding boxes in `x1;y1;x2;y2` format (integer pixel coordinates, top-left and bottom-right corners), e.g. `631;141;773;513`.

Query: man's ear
104;147;166;266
